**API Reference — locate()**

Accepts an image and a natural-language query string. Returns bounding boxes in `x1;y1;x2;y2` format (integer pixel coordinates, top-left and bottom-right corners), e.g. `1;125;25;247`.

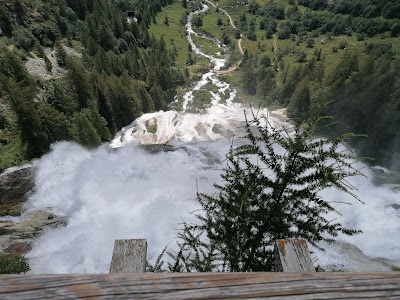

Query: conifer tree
83;106;111;142
70;111;102;148
66;59;93;109
164;113;364;272
55;40;67;67
287;79;311;119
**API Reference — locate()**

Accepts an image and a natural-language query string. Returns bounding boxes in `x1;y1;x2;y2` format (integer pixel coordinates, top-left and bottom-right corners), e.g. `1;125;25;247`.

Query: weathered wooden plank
0;273;399;299
275;239;315;272
109;239;147;273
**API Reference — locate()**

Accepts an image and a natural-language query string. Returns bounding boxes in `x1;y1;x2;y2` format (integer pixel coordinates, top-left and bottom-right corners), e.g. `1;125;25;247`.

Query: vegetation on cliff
0;0;184;169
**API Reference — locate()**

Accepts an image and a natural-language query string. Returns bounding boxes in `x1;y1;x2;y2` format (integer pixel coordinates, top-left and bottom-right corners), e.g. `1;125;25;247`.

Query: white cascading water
22;2;400;273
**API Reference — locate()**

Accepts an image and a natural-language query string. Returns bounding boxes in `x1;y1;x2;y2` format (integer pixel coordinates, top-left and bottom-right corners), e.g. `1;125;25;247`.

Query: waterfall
20;1;400;273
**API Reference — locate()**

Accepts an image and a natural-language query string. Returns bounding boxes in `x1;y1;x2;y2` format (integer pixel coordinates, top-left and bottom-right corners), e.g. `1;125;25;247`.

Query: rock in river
0;167;35;216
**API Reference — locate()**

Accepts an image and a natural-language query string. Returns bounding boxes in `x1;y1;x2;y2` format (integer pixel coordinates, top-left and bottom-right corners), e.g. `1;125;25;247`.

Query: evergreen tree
70;111;102;148
150;83;167;110
93;76;117;134
288;79;311;119
55;40;68;67
83;106;111;142
45;80;79;116
66;59;93;109
241;55;257;95
4;80;70;158
0;255;30;274
164;114;364;272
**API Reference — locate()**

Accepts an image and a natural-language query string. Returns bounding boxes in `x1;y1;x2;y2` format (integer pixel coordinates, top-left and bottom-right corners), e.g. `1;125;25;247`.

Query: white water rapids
17;2;400;273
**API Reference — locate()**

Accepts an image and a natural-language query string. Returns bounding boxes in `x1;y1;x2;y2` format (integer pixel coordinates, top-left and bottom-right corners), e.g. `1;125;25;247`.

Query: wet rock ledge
0;167;66;256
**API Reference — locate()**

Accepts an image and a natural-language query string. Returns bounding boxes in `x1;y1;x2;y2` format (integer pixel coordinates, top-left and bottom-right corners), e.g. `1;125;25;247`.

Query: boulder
140;144;177;154
0;210;67;256
0;167;35;216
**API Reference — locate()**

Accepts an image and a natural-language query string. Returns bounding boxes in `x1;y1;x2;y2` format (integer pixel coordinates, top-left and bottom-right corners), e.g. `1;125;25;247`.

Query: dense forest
0;0;184;169
232;0;400;171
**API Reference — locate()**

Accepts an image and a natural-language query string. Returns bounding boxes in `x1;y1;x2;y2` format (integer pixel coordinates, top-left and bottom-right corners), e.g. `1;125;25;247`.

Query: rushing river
21;2;400;273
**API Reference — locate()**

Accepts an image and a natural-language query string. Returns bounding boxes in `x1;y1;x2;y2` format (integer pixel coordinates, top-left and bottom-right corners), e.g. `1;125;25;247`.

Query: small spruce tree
162;113;364;272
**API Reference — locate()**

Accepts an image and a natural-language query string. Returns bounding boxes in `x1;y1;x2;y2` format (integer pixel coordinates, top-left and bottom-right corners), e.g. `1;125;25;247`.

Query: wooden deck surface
0;272;399;299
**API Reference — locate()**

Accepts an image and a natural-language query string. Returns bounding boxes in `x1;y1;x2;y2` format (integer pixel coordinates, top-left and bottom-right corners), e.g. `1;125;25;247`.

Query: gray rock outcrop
0;167;35;216
0;210;67;256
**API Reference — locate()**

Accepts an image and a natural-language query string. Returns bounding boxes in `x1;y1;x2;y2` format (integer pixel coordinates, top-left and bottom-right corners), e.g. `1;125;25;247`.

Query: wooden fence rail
0;272;399;299
1;239;396;298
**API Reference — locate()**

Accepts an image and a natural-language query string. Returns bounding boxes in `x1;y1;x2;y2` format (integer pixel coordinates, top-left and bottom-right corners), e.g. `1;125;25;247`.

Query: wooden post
109;239;147;273
274;239;315;272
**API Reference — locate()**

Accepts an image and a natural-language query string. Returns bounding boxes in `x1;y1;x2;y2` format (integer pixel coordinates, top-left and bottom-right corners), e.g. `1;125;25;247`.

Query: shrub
0;255;30;274
12;27;37;51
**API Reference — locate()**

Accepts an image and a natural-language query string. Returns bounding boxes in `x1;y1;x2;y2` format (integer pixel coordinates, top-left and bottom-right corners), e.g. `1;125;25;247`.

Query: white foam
110;104;276;147
26;141;227;273
26;139;400;273
181;2;232;111
312;168;400;270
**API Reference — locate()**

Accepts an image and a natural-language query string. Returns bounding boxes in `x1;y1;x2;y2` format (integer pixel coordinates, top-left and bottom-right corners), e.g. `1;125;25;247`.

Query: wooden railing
0;272;399;299
0;239;399;298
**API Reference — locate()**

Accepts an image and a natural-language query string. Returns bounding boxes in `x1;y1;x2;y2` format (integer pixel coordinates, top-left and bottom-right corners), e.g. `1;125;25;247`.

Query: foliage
192;15;203;27
277;24;291;40
0;0;183;169
11;26;37;51
161;113;363;272
70;111;101;148
298;0;328;10
321;50;400;170
0;255;30;274
296;51;307;63
232;0;400;171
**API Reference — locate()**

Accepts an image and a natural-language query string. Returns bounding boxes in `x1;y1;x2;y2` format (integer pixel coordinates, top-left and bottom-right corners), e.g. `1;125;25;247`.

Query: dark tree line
245;0;400;39
281;47;399;170
235;1;400;171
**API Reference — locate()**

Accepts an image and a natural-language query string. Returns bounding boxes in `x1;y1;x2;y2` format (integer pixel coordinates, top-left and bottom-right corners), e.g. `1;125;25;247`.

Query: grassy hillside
148;2;190;68
148;0;400;171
